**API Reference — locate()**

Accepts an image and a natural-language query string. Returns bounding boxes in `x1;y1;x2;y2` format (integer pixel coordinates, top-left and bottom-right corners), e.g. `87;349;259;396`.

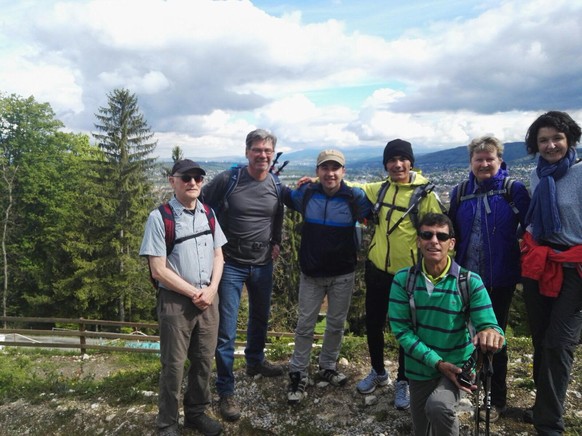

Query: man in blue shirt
140;160;227;436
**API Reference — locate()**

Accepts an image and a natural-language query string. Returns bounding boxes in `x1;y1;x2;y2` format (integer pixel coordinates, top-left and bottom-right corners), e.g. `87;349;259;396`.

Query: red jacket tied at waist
520;231;582;297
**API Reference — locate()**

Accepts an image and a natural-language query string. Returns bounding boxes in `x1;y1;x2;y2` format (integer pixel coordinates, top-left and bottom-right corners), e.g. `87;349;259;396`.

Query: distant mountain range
193;142;581;172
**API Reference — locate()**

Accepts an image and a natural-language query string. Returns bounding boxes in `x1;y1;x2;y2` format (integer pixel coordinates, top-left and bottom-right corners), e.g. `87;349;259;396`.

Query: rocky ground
1;347;581;436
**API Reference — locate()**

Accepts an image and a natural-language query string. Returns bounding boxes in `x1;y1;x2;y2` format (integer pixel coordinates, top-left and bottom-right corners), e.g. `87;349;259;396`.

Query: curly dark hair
525;111;581;155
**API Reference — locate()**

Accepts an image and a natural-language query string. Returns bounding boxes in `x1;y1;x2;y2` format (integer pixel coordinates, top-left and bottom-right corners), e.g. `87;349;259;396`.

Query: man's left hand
473;328;504;353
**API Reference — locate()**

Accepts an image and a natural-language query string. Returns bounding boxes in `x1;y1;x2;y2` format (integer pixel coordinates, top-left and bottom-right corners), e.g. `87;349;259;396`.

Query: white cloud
0;0;581;159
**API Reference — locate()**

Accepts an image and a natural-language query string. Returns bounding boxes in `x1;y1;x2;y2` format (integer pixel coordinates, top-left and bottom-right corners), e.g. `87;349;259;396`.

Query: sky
1;0;581;159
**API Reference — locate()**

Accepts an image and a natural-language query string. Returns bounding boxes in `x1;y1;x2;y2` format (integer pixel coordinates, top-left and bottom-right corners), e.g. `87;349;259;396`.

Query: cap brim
318;159;344;166
179;167;206;175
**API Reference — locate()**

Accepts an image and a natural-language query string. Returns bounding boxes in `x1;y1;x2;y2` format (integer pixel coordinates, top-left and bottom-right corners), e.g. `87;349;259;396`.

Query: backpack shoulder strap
269;171;284;206
408;182;438;229
301;185;316;215
386;182;435;235
343;185;360;222
371;180;391;223
406;265;419;330
458;268;475;337
202;203;216;237
224;166;242;200
158;203;175;256
502;177;519;215
456;180;470;205
149;203;176;289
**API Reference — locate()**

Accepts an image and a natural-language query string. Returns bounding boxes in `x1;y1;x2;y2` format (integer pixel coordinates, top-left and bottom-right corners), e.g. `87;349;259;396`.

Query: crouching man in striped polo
389;213;504;436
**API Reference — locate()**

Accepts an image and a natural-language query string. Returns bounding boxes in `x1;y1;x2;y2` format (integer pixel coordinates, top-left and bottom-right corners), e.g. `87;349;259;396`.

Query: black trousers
364;261;406;381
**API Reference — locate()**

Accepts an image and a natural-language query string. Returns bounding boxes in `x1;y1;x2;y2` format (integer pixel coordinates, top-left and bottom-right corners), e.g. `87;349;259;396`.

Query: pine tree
91;88;157;321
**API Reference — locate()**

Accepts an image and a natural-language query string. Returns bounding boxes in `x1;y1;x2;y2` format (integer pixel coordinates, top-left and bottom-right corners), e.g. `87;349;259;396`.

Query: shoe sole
246;371;284;377
184;422;223;436
287;394;306;405
220;412;241;422
356;379;390;394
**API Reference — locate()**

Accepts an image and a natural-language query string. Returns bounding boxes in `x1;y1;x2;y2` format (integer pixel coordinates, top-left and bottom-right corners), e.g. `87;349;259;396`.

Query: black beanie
383;139;414;167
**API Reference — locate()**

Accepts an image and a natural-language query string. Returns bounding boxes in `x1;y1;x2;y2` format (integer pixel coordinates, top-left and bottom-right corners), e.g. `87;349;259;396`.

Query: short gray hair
245;129;277;150
468;135;504;160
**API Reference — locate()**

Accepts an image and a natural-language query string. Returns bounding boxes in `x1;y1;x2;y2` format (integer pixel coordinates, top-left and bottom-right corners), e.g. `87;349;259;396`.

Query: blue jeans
215;260;274;396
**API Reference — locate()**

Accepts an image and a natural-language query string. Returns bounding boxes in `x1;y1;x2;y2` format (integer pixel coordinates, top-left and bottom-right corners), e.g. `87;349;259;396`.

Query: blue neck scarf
526;148;577;241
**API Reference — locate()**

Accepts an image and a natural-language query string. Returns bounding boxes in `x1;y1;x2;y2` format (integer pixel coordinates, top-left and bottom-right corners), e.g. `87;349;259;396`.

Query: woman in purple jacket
448;135;531;422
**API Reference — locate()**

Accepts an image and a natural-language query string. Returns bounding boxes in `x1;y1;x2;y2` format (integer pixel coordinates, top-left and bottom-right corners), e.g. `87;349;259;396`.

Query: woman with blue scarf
521;111;582;435
448;135;530;423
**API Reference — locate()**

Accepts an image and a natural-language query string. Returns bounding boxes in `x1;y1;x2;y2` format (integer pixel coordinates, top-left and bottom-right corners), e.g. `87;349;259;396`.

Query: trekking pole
275;160;289;175
474;350;483;435
385;183;435;234
483;353;494;436
270;151;283;173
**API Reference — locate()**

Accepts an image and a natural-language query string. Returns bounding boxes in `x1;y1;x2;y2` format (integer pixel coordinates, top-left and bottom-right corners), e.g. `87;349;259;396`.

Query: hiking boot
523;407;534;424
218;395;241;421
356;368;390;394
287;371;308;404
478;405;504;423
184;413;223;436
158;425;180;436
318;368;348;386
246;360;284;377
394;380;410;410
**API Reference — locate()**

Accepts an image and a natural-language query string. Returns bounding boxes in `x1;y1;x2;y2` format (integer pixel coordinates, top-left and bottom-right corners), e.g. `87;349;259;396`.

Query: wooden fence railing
0;316;321;355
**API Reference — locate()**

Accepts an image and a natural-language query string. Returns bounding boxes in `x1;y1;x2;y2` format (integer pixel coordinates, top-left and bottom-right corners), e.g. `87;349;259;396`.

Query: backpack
405;264;474;336
157;202;216;256
148;202;216;288
453;177;519;215
300;184;362;222
210;165;283;218
372;181;444;234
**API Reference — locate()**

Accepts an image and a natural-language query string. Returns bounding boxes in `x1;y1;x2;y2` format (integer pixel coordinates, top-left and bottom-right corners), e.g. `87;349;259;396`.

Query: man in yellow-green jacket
356;139;444;411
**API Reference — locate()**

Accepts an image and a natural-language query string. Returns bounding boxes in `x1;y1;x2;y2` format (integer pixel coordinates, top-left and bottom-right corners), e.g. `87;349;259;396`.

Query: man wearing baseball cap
140;159;227;436
283;149;372;404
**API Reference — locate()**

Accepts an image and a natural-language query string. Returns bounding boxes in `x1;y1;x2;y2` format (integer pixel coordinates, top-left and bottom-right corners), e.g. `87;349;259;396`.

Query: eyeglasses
418;231;451;241
173;174;204;183
250;148;274;155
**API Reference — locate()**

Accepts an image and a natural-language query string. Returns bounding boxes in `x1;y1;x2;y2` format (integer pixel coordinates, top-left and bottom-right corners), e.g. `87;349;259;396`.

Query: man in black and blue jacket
283;149;372;404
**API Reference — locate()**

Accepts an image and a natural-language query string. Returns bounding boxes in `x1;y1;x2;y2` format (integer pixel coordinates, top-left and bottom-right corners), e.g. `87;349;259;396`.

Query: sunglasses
418;231;452;241
173;174;204;183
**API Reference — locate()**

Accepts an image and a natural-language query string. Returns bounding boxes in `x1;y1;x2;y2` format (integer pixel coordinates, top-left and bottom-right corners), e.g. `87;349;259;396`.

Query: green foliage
0;94;93;318
270;208;303;331
0;349;160;405
336;333;369;362
81;88;158;321
263;337;294;361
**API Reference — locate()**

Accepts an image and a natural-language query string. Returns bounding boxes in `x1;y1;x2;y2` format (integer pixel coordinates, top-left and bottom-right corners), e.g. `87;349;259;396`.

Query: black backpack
372;180;445;234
